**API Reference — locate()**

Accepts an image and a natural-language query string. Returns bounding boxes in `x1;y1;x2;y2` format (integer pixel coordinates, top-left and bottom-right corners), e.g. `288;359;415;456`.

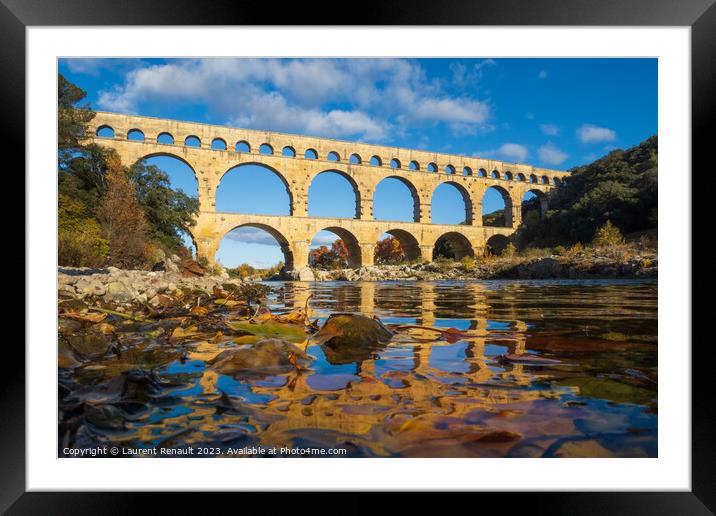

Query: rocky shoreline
58;249;657;307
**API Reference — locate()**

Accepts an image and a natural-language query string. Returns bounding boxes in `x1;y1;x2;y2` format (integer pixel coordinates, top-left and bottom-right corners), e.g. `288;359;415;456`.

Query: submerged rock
312;313;393;365
207;338;310;375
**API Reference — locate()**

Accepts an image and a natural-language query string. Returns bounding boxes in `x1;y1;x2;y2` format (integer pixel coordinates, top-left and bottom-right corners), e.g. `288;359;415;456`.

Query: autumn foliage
96;153;149;268
374;236;405;264
309;239;349;269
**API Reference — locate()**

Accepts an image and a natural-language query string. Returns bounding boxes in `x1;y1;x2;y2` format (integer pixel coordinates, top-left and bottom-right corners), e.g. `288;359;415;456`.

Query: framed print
5;0;713;511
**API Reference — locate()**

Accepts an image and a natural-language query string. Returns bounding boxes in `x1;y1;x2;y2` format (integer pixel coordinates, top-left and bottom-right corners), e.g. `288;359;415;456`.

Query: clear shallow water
60;280;657;458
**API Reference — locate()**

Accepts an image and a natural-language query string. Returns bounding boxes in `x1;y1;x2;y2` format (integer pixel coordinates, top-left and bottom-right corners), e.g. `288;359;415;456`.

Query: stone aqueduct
85;112;570;270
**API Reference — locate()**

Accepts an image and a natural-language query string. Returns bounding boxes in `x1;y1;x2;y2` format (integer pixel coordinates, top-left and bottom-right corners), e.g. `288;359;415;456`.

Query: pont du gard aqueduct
85;112;570;271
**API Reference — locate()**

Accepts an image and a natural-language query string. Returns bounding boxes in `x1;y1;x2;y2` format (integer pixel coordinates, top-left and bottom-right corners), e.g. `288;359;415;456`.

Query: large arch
377;229;421;263
132;151;199;183
486;234;511;256
432;231;474;260
482;185;513;228
309;226;362;269
373;176;420;222
522;188;548;219
308;169;361;219
217;162;293;215
431;181;473;225
217;223;294;270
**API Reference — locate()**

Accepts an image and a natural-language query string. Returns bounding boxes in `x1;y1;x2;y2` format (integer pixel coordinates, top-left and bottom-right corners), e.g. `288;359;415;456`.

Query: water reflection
63;280;658;458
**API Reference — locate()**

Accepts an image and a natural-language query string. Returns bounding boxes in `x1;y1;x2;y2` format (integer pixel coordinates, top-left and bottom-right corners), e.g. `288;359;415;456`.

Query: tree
96;154;148;268
58;74;95;154
309;239;349;269
374;236;405;264
432;237;455;260
592;220;625;247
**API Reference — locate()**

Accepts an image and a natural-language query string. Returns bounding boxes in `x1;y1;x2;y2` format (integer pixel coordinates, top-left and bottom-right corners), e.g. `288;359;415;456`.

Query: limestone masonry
85;112;569;270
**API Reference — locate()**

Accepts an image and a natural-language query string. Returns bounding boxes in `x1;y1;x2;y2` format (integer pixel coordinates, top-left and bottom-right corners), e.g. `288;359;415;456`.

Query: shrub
460;256;475;271
592;220;625;247
502;242;517;258
58;193;109;267
552;245;566;256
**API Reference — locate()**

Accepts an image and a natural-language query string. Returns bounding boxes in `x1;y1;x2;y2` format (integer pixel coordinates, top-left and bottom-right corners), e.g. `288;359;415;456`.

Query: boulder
289;267;315;281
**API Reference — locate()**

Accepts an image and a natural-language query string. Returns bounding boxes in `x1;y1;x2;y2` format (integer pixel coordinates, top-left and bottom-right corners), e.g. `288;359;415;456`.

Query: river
60;279;658;458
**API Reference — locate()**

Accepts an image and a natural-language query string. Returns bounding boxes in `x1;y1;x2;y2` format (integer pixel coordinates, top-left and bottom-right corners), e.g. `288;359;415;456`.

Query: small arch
235;140;251;153
504;171;514;181
157;132;174;145
433;232;474;260
370;155;382;166
553;177;562;186
282;146;296;157
305;148;318;160
491;170;500;179
463;167;472;176
427;162;437;173
445;164;456;174
529;174;538;183
516;173;526;182
477;168;487;178
309;227;362;269
184;135;201;148
327;151;340;162
486;235;511;256
390;158;401;169
96;125;114;138
127;129;145;141
259;143;274;155
541;175;549;184
211;138;227;151
349;153;362;165
409;161;420;171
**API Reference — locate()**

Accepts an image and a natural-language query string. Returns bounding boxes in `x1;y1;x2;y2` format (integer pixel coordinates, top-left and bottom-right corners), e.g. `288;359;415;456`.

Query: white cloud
225;227;280;246
498;143;529;163
538;70;548;79
539;123;560;135
538;142;568;166
96;58;494;142
577;124;617;144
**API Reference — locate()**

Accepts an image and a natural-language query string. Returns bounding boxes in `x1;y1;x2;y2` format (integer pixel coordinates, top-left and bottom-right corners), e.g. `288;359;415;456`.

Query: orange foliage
374;236;405;264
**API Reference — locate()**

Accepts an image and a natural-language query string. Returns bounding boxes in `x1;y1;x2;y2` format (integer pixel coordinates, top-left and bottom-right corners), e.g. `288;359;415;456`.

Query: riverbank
290;245;657;281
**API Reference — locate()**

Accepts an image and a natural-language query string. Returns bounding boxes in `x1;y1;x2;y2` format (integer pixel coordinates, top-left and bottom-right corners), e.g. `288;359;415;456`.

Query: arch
375;229;421;264
390;158;401;169
127;128;145;141
516;173;526;182
305;148;318;159
282;146;296;157
184;135;201;148
553;177;562;186
217;162;293;215
327;151;340;162
445;164;456;174
349;153;362;165
491;169;500;179
431;181;473;225
218;223;294;271
504;171;514;181
541;175;549;184
522;189;548;220
409;160;420;171
486;234;511;256
308;170;360;219
529;173;538;184
463;166;472;176
433;232;474;260
370;155;382;166
309;227;361;269
133;151;199;183
259;143;273;155
157;132;174;145
96;125;114;138
235;140;251;153
482;185;513;227
427;162;437;173
211;138;227;151
373;176;421;222
477;168;487;178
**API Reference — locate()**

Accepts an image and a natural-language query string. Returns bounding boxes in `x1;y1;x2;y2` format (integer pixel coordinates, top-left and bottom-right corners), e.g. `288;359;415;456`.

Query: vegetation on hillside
515;136;657;248
58;74;198;268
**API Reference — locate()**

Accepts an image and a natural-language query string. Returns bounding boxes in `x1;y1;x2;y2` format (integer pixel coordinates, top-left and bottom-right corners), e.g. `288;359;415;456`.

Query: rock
104;281;135;304
207;338;310;375
179;259;206;277
520;257;563;278
74;278;106;297
151;261;166;272
289;266;315;281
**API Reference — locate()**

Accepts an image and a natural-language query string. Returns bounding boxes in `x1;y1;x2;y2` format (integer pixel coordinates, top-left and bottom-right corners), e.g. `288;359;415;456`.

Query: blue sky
59;58;657;267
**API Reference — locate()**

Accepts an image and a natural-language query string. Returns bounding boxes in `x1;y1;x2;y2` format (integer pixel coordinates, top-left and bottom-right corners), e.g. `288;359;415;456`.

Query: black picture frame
4;0;711;512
